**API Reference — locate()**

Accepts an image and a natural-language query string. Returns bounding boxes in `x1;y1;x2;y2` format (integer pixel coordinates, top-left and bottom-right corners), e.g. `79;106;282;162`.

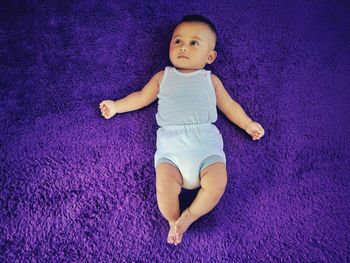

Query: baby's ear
207;50;217;64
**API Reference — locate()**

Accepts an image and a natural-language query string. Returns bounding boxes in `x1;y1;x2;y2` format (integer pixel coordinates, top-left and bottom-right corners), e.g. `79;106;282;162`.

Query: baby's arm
211;74;265;139
99;70;163;119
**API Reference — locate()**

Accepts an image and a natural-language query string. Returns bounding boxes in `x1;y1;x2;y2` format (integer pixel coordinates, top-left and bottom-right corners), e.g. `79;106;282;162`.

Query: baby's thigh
200;162;227;191
156;163;183;193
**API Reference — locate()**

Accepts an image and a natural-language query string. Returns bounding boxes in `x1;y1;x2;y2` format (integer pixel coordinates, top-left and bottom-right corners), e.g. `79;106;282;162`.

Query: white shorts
154;123;226;190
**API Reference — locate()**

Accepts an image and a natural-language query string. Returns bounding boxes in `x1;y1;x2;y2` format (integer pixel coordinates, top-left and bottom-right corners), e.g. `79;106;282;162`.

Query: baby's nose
180;46;188;52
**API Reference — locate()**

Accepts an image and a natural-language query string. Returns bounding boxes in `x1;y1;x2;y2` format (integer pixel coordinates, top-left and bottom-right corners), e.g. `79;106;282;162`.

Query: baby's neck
175;67;203;73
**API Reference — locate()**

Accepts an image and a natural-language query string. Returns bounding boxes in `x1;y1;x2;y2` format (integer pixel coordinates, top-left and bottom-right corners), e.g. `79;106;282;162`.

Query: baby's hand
244;121;265;140
99;100;118;119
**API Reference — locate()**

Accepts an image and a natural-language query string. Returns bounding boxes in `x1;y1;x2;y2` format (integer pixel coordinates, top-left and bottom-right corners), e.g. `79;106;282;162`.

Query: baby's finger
102;106;108;113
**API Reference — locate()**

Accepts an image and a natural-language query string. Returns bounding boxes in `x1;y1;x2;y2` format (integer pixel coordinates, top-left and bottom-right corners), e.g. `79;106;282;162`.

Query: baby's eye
191;41;199;46
175;39;181;44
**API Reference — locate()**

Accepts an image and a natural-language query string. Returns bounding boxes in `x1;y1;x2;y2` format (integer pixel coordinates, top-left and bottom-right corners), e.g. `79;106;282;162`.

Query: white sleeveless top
155;66;217;126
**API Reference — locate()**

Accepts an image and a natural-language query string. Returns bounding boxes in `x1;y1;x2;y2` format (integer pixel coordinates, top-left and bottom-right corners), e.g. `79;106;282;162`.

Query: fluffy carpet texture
1;0;350;262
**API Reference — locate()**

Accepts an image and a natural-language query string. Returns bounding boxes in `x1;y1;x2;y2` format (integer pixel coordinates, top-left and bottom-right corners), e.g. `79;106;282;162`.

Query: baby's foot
168;222;183;245
174;208;199;235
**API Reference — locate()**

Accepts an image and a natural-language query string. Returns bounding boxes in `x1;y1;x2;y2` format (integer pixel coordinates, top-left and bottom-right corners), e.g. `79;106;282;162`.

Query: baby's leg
175;162;227;234
156;163;183;245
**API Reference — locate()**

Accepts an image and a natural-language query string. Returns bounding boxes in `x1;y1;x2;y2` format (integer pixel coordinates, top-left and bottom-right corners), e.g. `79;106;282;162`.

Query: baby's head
169;15;218;72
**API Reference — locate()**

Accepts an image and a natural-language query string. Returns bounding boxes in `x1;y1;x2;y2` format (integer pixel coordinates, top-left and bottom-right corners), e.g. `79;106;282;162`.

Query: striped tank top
156;66;217;126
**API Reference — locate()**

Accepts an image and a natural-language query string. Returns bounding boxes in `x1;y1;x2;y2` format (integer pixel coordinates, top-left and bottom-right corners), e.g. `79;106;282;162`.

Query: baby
99;15;265;245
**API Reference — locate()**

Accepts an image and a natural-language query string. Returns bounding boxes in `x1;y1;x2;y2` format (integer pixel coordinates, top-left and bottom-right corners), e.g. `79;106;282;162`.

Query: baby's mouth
178;55;189;59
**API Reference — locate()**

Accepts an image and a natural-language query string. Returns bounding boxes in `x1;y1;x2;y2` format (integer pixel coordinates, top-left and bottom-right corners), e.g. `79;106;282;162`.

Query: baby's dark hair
174;14;217;49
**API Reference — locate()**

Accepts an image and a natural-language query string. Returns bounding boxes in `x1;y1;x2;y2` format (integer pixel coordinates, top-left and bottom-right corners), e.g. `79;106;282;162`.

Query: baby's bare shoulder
210;73;221;83
157;70;165;86
210;73;222;92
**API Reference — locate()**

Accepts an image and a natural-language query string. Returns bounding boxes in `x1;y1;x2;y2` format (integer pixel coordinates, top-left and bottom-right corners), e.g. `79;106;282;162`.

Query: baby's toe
175;233;182;245
167;223;177;244
167;236;174;244
167;233;175;244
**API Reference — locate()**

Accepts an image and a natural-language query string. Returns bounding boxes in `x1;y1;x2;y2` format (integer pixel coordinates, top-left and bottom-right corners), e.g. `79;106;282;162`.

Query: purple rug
1;1;349;262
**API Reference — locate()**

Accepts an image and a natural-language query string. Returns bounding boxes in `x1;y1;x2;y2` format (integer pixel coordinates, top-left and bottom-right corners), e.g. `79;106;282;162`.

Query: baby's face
169;22;217;72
